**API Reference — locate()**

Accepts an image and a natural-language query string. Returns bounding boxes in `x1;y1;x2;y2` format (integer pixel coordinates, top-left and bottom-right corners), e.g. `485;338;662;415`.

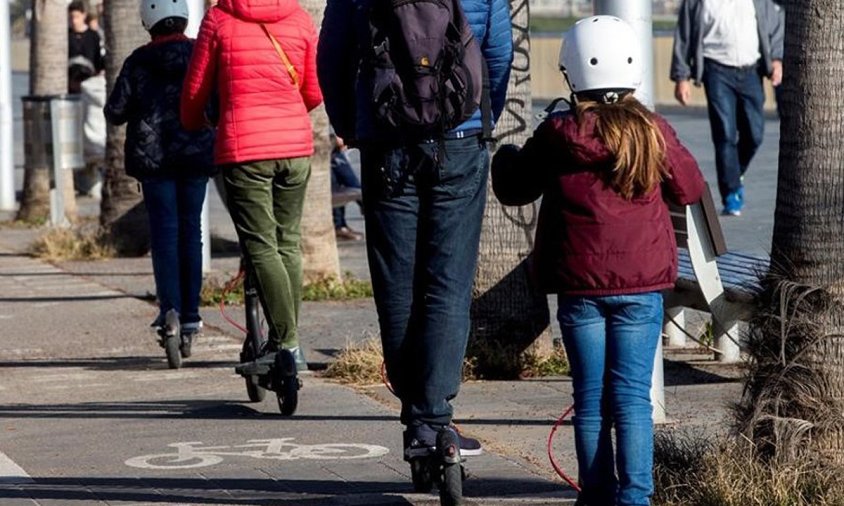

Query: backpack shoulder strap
260;23;301;89
480;58;493;141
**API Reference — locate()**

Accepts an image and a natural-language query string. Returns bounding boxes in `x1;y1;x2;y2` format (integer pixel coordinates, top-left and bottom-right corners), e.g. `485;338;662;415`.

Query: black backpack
366;0;491;139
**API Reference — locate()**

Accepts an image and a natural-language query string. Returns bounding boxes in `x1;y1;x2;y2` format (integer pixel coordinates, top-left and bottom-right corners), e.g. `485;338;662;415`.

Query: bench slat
676;248;767;295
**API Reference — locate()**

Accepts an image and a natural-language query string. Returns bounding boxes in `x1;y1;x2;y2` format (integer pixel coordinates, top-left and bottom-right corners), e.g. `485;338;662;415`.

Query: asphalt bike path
0;250;574;505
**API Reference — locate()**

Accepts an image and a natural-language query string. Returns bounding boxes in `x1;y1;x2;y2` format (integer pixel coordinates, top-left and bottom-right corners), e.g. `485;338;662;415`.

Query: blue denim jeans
701;58;766;202
331;149;361;229
142;177;208;326
361;136;489;427
558;292;663;506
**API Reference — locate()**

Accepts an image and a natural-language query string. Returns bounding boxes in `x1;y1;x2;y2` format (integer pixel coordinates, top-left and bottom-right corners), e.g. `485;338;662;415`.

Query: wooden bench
664;184;770;362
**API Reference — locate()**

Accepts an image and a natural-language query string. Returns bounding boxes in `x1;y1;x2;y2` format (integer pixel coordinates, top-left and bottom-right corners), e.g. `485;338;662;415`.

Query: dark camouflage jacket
105;36;216;181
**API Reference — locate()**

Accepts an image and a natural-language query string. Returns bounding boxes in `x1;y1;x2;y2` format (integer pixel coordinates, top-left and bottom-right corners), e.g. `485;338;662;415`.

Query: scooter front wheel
274;349;299;416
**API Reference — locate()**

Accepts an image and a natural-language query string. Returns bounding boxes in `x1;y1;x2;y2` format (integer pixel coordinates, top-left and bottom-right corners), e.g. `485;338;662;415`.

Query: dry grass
323;335;567;387
322;337;385;385
200;273;244;307
520;346;570;378
29;228;114;261
466;337;570;380
0;217;47;229
653;430;844;506
302;273;373;301
199;272;373;307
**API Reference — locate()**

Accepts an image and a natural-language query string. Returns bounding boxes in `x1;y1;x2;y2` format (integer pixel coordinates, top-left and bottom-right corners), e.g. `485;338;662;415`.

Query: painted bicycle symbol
125;438;390;469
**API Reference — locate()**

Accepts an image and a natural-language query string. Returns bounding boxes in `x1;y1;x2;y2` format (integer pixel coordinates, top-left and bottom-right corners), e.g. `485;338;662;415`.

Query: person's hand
674;80;691;106
335;135;346;150
771;60;783;87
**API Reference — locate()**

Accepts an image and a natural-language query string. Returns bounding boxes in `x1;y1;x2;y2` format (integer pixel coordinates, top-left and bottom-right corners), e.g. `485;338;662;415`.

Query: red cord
219;269;247;335
548;404;580;492
380;361;396;395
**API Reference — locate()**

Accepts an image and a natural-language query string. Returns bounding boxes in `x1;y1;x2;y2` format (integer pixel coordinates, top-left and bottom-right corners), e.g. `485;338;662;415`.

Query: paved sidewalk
0;216;743;505
0;247;576;505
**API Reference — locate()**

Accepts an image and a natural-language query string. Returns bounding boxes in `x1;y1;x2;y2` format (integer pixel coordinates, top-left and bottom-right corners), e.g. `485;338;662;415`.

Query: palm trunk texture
737;0;844;464
100;0;151;256
18;0;76;223
469;0;551;378
300;0;341;283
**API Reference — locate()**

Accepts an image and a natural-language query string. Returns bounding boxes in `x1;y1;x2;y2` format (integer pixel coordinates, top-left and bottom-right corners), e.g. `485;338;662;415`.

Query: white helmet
559;15;642;94
140;0;189;31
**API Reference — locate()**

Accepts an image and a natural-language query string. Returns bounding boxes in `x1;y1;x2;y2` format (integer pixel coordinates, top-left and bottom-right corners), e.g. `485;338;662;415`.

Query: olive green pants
224;157;310;349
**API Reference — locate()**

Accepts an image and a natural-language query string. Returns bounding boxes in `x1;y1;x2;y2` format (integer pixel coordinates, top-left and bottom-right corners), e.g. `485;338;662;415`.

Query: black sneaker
404;423;483;457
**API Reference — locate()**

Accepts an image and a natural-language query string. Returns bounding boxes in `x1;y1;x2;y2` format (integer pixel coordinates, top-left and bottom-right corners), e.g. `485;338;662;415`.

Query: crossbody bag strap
260;23;301;88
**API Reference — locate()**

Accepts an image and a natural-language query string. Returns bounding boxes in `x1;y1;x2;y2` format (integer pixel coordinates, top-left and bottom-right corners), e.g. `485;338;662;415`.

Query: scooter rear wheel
241;341;266;402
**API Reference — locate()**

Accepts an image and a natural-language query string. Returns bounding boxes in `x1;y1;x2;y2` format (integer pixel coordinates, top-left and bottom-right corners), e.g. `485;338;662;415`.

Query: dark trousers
702;58;766;202
142;177;208;326
361;136;489;426
331;149;361;229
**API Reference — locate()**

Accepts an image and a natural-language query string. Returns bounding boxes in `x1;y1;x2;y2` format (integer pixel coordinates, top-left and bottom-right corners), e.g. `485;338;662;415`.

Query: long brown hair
575;94;668;200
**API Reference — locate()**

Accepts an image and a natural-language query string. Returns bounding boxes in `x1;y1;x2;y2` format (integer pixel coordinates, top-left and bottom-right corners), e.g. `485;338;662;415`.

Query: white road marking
126;439;390;469
0;450;34;484
32;371;98;383
30;302;59;309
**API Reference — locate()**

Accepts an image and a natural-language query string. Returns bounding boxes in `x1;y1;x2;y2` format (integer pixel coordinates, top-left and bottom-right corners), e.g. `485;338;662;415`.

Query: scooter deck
234;352;277;377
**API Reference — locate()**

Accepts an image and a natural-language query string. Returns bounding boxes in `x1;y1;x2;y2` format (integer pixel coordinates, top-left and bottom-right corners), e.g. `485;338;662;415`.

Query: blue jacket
317;0;513;144
105;36;216;181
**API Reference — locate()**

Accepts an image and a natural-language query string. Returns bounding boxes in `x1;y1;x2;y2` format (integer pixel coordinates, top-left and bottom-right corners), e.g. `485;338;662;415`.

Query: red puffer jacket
492;110;706;296
181;0;322;165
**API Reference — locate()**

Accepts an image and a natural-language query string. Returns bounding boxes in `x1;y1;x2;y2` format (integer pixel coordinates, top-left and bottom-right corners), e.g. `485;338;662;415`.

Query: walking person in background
70;0;108;197
181;0;322;371
330;133;363;241
104;0;216;364
68;0;104;94
318;0;513;477
493;17;705;505
671;0;783;216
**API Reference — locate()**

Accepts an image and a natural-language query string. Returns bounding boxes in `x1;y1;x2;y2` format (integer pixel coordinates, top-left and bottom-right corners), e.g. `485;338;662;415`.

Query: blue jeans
558;292;663;506
331;149;361;229
361;136;489;427
142;177;208;326
702;58;766;202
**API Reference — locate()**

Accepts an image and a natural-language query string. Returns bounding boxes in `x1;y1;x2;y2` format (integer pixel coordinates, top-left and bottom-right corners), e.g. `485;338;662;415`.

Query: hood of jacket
135;36;193;77
216;0;298;23
550;111;615;169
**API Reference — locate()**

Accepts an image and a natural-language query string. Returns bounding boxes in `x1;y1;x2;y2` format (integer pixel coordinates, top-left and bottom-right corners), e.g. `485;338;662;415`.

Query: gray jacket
670;0;784;83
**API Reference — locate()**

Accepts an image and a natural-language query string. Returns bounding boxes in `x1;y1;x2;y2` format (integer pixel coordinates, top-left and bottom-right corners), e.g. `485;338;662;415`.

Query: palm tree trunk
299;0;341;282
100;0;150;256
17;0;76;223
737;0;844;463
469;0;550;378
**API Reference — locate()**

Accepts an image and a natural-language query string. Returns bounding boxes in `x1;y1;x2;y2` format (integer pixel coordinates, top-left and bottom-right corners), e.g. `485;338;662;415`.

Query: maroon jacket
492;110;705;296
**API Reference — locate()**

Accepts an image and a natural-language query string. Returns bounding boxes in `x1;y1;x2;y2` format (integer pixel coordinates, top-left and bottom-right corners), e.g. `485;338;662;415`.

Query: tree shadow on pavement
0;270;153;277
0;476;572;505
0;294;137;303
0;357;236;371
0;400;561;427
663;357;743;387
